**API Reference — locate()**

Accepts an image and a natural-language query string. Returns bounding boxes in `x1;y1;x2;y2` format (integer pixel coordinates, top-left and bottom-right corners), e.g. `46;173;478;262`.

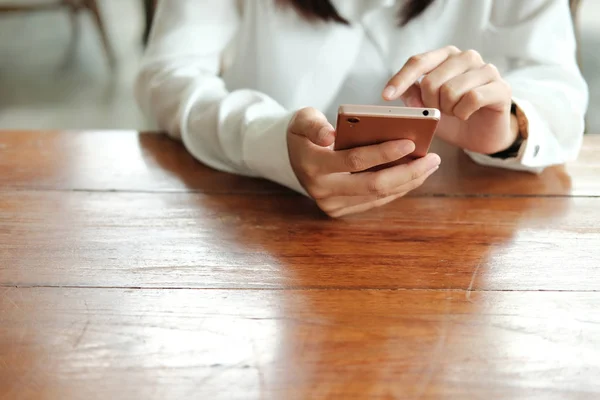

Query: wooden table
1;131;599;399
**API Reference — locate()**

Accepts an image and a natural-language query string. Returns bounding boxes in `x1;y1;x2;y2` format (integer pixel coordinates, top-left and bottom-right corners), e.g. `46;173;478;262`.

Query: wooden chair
0;0;115;67
570;0;582;23
142;0;154;45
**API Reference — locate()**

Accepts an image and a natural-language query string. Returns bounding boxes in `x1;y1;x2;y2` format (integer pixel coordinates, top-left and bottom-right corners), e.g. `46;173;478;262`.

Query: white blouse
326;35;394;124
136;0;588;196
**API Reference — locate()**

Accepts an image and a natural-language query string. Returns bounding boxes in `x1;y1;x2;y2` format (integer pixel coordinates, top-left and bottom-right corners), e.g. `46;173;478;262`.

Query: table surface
1;130;599;399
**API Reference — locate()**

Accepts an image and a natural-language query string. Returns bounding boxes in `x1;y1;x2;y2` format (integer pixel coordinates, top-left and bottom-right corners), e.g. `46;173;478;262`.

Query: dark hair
276;0;435;26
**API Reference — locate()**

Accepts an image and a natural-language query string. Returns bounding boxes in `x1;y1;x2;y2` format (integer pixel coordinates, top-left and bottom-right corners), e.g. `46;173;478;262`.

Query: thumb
288;107;335;147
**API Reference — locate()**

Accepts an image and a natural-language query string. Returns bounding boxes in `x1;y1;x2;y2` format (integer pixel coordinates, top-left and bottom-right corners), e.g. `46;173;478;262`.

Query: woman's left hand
382;46;519;155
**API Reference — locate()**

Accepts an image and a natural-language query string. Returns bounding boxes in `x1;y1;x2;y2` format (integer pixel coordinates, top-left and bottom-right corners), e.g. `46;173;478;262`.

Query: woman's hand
383;46;519;155
287;107;441;218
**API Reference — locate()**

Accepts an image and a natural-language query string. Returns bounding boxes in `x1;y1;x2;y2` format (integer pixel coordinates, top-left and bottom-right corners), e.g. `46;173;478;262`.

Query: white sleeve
135;0;306;195
466;0;589;172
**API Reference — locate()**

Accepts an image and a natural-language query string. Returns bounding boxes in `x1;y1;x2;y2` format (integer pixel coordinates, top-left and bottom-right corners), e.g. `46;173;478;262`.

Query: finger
321;159;441;217
419;50;485;109
438;63;499;115
383;45;461;101
322;153;441;198
321;139;416;174
288;107;335;147
399;83;425;108
453;80;512;121
323;192;407;218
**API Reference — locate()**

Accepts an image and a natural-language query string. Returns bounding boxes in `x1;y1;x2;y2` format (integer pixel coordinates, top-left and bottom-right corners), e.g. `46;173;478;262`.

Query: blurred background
0;0;598;132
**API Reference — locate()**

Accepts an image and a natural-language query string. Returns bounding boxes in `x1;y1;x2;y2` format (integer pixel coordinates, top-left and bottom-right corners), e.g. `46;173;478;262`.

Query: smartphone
334;104;441;167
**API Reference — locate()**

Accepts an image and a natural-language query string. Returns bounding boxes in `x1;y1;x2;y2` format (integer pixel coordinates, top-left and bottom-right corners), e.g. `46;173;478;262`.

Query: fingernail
317;126;334;143
383;86;396;99
428;155;441;169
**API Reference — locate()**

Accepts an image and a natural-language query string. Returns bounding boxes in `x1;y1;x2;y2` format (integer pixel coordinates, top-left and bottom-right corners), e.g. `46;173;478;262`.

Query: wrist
489;102;527;159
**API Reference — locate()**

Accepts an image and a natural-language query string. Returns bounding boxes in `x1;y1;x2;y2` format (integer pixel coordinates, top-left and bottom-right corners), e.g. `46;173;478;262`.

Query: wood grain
1;288;599;400
0;130;598;196
1;191;598;291
0;131;285;194
1;130;599;399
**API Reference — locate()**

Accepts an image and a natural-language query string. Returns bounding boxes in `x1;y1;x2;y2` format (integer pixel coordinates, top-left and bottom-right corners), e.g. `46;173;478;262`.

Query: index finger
383;45;461;101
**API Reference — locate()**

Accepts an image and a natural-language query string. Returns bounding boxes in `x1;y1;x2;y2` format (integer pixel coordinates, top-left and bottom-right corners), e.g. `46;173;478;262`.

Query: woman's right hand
287;107;442;218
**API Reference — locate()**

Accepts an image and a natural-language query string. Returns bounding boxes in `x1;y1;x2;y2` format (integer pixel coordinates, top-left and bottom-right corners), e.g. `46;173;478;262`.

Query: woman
136;0;587;217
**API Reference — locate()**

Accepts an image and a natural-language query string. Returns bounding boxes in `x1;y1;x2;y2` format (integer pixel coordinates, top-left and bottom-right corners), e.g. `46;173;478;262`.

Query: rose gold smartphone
334;104;441;168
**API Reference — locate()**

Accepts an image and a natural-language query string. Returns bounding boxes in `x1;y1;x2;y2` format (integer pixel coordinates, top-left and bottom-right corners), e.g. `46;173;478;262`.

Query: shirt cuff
244;111;309;196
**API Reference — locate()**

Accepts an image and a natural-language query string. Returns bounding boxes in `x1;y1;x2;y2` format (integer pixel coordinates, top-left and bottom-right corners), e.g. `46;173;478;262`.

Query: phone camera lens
347;117;360;124
422;110;430;116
